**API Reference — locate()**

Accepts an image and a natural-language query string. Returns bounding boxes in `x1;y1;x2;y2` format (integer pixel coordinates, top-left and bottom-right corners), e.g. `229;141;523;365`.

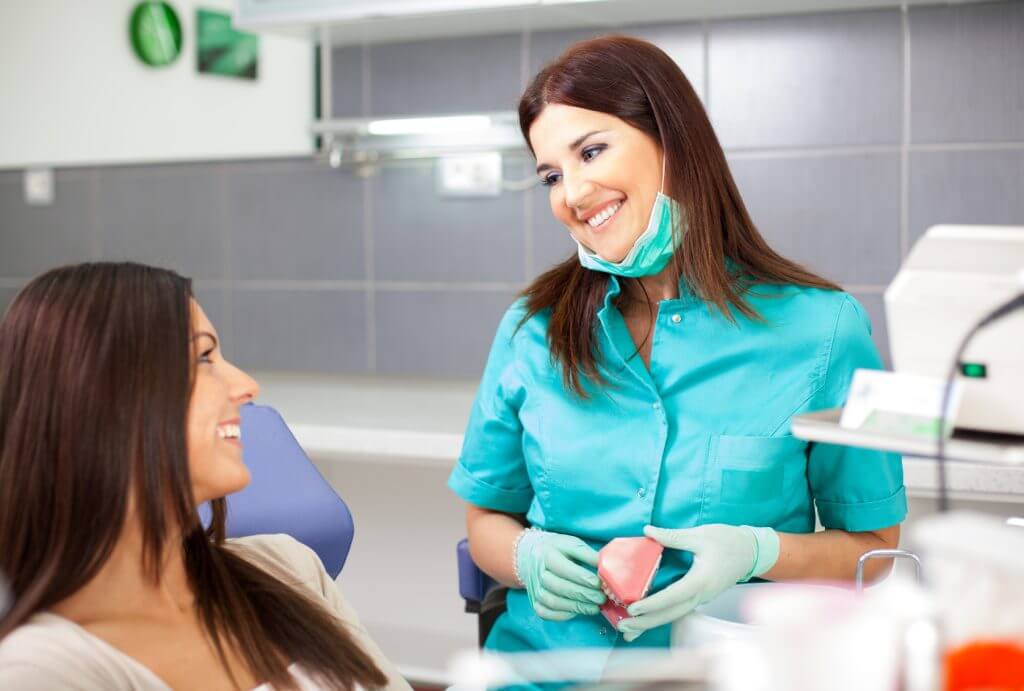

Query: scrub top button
599;627;608;636
652;402;661;411
671;314;682;324
637;487;647;498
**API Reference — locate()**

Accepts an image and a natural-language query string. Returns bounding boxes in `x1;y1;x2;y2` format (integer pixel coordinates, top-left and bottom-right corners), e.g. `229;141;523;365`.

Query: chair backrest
201;404;354;579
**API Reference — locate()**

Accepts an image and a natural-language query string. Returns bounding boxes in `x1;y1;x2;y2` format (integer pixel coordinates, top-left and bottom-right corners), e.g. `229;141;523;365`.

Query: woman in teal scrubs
448;35;906;673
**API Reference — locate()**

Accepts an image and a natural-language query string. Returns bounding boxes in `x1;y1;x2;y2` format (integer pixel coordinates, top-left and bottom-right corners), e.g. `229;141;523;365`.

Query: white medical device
884;225;1024;437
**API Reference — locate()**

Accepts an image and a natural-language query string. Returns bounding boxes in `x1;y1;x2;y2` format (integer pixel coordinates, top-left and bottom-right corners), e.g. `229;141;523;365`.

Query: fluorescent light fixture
367;115;493;136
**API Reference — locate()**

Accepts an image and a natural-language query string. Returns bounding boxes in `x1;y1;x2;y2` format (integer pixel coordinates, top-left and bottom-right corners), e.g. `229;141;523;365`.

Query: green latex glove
515;529;607;621
618;523;780;642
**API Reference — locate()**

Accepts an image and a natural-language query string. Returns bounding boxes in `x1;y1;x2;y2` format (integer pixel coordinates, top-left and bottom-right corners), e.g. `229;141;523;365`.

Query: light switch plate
24;168;54;206
437;152;502;197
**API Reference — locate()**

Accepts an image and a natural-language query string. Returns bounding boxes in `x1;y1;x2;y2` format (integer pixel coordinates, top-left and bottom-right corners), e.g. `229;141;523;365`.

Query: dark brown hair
0;262;387;690
519;35;840;396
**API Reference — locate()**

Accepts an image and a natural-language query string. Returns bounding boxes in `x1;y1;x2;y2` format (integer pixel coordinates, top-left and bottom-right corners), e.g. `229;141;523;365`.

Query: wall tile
908;149;1024;246
529;183;575;275
0;286;22;319
191;284;230;357
371;160;527;283
331;45;365;118
375;289;515;377
729;153;901;286
850;291;891;368
528;28;608;78
230;289;368;373
369;34;522;116
226;162;364;281
709;9;903;149
528;23;705;102
96;164;226;280
0;173;94;277
910;2;1024;144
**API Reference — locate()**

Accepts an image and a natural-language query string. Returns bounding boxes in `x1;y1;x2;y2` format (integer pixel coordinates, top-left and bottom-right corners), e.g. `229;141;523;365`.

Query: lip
578;198;624;223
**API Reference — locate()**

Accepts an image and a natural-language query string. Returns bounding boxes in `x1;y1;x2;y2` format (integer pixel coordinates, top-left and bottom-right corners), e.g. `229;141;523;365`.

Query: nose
562;172;595;214
226;361;260;405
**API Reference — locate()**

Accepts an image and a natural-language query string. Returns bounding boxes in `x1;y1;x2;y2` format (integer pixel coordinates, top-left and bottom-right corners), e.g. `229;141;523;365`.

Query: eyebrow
192;331;219;347
535;130;609;175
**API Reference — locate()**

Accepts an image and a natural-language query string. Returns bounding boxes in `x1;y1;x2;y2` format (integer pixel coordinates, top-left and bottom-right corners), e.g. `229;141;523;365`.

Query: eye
198;347;215;364
540;171;562;187
581;144;606;162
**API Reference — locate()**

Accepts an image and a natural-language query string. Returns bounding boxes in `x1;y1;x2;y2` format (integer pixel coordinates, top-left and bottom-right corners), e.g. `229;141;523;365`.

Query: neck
52;519;194;625
620;264;680;306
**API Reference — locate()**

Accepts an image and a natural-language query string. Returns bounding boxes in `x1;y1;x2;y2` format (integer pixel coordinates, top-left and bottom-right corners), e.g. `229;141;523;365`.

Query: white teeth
216;424;240;440
587;202;621;228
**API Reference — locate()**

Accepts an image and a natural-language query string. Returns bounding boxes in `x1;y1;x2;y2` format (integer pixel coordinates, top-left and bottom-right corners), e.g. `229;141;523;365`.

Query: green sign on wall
129;1;183;68
197;8;259;80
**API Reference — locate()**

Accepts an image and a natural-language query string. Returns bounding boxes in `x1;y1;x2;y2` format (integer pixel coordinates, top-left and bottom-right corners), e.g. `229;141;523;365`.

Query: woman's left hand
616;523;780;642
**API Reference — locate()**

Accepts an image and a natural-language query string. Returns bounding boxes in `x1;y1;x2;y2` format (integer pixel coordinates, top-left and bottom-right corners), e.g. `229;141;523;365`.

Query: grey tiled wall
2;1;1022;376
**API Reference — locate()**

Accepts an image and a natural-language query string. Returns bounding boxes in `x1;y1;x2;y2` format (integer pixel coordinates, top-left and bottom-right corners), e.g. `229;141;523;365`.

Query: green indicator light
960;362;987;379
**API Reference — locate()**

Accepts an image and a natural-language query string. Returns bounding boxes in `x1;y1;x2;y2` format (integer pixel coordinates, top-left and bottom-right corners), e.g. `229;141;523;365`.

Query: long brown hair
519;35;840;396
0;262;387;690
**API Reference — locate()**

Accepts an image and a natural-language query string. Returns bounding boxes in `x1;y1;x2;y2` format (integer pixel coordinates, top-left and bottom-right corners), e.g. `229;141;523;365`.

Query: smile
587;202;622;229
216;423;241;441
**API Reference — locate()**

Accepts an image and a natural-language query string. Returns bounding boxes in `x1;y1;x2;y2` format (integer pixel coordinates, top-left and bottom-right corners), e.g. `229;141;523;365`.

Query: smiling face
187;300;260;505
529;103;664;263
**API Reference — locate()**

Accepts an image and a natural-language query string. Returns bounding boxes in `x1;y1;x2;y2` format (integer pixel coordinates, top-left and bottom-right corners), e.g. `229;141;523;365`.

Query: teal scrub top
448;276;906;660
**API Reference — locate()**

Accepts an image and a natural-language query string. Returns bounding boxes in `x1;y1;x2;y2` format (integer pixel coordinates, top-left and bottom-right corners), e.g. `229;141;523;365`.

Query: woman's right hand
515;530;606;621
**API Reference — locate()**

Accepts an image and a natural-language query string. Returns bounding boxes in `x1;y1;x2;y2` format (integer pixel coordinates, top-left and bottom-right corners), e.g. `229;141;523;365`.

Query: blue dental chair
204;403;354;579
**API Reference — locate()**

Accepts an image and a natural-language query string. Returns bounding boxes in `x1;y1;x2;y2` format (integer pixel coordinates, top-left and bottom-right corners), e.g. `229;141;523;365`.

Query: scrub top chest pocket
701;434;812;529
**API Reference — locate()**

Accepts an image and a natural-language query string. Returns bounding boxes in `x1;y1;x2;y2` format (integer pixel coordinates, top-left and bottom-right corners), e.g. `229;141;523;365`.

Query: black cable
934;292;1024;512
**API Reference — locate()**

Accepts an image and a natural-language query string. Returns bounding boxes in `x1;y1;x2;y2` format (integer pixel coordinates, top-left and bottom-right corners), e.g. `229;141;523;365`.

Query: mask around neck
575;192;683;278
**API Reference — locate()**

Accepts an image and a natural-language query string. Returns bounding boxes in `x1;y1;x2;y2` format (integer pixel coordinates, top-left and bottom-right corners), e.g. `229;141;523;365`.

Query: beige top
0;534;411;691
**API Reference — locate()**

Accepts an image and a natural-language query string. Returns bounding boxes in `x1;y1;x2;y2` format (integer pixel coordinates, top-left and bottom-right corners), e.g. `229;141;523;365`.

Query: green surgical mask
573;162;683;277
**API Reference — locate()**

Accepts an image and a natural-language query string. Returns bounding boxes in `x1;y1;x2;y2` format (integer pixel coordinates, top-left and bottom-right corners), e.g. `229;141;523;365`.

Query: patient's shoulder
227;533;328;590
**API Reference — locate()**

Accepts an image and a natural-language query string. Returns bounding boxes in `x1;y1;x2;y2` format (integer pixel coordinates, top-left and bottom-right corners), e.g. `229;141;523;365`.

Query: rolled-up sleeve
448;302;534;514
807;295;908;532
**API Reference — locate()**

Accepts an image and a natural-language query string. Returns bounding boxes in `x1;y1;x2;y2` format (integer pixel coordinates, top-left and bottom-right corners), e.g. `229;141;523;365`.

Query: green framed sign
129;1;183;68
197;8;259;80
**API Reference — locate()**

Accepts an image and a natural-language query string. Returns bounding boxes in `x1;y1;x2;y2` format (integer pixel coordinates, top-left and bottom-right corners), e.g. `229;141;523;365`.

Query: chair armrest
457;538;496;605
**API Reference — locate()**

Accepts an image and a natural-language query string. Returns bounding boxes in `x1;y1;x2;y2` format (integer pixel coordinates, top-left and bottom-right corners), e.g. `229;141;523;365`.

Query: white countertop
254;372;1024;502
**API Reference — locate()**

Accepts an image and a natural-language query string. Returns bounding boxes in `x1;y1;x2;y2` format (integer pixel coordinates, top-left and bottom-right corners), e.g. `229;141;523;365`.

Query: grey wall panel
371;160;527;283
0;286;22;320
908;149;1024;246
230;289;369;373
849;291;891;368
623;23;706;103
528;28;609;79
375;289;515;377
529;183;575;275
527;23;705;105
96;164;226;280
910;2;1024;144
709;9;903;149
191;285;231;358
729;153;902;286
226;162;365;281
0;173;95;277
369;34;522;116
331;45;365;119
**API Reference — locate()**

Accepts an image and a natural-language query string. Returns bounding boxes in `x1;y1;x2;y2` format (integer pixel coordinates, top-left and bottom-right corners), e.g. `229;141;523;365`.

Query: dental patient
0;262;410;691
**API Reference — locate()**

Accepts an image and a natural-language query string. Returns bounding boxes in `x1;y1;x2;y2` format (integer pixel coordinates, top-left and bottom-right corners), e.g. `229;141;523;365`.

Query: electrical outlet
437;153;502;197
24;168;54;206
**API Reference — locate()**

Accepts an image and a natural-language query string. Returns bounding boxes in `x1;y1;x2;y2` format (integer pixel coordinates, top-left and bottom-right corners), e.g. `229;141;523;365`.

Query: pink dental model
597;536;664;627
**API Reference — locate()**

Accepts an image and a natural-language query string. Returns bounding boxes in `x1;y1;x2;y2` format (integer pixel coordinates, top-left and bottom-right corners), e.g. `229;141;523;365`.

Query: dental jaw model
598;537;663;627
